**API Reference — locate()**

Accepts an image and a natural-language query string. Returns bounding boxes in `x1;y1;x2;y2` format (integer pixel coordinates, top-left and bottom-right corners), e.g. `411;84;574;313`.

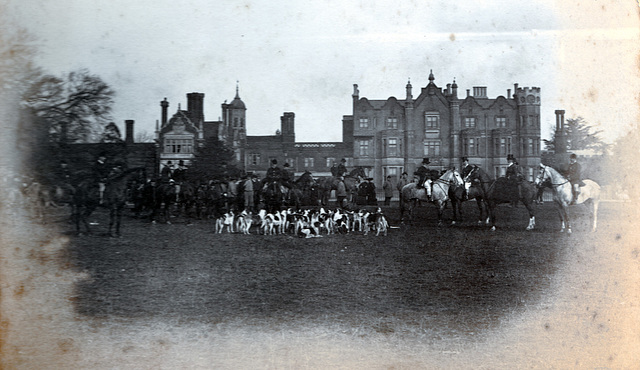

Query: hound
215;211;235;233
235;210;253;234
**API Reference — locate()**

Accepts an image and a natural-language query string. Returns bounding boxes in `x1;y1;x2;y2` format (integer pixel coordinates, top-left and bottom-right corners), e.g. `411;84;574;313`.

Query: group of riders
45;149;584;220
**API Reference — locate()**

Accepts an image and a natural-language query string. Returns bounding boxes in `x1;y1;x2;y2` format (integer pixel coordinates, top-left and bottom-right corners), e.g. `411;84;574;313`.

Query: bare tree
23;69;116;143
135;130;156;143
100;122;124;143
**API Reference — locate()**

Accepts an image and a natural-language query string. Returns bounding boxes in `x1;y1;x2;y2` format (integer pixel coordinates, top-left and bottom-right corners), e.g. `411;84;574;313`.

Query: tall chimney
187;92;205;127
160;98;169;126
507;89;511;98
125;120;134;144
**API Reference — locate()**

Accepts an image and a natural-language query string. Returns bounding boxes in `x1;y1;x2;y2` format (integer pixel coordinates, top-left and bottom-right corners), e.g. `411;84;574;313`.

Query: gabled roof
160;110;199;136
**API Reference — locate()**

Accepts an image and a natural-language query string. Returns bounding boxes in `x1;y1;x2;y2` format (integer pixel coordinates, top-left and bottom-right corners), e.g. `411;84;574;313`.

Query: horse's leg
108;206;116;236
591;200;599;232
476;198;484;225
488;201;497;231
524;200;535;231
115;205;123;236
555;200;567;233
437;201;445;226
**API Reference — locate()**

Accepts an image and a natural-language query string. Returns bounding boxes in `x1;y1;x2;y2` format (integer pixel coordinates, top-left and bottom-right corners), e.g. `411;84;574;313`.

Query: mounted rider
460;156;473;200
172;160;187;201
566;153;582;205
160;161;173;183
264;159;283;190
336;158;348;178
281;162;293;189
414;158;433;199
92;151;110;204
505;154;524;200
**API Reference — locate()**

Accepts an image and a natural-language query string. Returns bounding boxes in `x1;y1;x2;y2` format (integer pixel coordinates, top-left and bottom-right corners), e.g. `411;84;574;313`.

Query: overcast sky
5;0;639;143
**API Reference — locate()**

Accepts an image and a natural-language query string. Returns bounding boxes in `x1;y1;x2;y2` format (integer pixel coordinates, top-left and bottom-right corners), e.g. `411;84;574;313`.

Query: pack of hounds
214;207;390;237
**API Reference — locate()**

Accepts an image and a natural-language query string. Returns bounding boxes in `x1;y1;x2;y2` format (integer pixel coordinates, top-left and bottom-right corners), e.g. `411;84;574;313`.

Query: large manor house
117;70;544;185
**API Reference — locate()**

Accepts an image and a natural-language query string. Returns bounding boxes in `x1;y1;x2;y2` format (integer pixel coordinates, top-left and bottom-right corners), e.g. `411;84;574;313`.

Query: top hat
461;156;469;162
271;159;278;165
421;158;430;165
283;162;290;167
340;158;346;162
167;160;172;165
178;160;185;166
507;154;515;161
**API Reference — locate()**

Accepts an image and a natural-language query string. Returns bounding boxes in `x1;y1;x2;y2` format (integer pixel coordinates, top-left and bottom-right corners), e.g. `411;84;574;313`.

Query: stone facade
348;71;542;184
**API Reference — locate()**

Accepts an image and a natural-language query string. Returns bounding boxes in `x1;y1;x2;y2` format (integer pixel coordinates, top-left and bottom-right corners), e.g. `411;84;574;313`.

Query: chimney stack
125;120;134;144
160;98;169;126
507;89;511;98
187;92;205;127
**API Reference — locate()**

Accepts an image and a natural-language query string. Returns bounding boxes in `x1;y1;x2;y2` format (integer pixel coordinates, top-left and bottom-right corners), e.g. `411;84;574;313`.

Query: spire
428;69;434;82
235;80;240;99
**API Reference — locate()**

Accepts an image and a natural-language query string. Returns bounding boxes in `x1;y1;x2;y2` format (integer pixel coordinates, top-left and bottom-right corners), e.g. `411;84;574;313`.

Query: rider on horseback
264;159;283;190
93;152;110;204
414;158;432;200
460;157;473;200
567;153;582;205
506;154;524;201
336;158;348;178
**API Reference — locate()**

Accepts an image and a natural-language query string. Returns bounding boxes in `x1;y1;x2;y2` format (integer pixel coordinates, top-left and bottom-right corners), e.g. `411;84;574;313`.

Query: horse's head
535;164;550;186
350;167;366;179
440;169;463;186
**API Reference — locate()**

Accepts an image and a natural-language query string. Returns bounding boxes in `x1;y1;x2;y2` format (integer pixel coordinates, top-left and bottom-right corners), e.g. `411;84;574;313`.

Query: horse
400;169;463;225
72;167;146;236
293;171;321;207
176;181;196;218
318;167;365;206
449;173;487;225
148;182;178;224
535;164;600;233
262;180;285;214
465;166;537;231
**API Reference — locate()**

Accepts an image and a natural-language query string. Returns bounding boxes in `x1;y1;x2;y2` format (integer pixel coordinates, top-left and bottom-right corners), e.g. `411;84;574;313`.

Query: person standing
567;153;582;205
396;172;409;205
383;175;393;206
366;177;378;206
336;176;347;208
243;174;254;212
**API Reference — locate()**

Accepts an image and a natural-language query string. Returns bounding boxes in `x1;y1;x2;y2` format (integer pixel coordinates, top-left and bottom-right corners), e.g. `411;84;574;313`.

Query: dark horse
465;166;537;231
262;181;285;214
318;167;366;206
72;167;146;236
292;171;321;207
449;167;489;225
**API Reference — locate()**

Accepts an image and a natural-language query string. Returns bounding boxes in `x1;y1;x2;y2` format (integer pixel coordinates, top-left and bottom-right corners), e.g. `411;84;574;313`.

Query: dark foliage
188;136;239;181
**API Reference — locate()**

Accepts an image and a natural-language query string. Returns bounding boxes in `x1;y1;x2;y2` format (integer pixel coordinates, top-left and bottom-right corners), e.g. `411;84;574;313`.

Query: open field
1;200;639;368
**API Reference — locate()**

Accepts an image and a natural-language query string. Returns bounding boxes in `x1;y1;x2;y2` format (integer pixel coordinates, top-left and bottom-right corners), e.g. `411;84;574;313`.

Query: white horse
535;164;600;233
400;169;464;225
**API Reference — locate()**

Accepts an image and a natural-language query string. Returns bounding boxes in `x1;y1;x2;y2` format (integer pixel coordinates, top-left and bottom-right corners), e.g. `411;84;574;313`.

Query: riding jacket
567;162;581;184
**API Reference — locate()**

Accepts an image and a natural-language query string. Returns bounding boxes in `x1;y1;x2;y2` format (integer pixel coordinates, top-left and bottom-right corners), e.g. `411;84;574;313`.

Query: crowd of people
49;150;584;215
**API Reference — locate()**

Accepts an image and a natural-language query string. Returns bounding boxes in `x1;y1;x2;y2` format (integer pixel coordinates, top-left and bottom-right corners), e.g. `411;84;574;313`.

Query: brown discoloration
449;33;456;41
58;338;74;354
